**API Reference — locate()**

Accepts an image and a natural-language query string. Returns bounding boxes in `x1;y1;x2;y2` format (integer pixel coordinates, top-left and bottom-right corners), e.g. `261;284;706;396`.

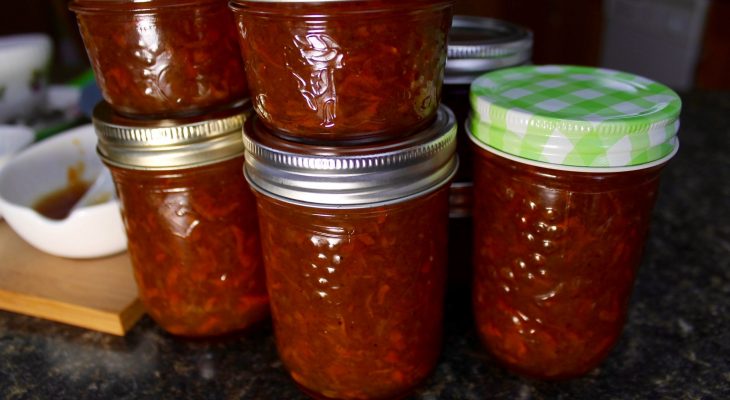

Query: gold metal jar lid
92;100;250;170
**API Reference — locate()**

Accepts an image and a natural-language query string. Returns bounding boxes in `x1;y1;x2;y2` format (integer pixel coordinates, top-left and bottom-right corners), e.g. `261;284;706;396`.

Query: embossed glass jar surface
94;102;268;337
70;0;248;118
243;106;457;398
256;190;449;399
230;0;453;143
468;65;681;379
471;146;670;379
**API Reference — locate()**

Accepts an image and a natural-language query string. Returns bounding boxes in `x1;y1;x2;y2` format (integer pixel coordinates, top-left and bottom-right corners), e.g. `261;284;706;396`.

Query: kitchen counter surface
1;91;729;399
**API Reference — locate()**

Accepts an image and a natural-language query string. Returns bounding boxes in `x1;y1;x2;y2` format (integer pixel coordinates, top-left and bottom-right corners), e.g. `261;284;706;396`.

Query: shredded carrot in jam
74;0;247;117
472;147;662;379
257;186;450;399
232;0;451;142
111;157;268;337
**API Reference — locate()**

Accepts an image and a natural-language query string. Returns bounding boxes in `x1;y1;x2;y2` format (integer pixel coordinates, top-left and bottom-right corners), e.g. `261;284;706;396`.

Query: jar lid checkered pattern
469;65;681;167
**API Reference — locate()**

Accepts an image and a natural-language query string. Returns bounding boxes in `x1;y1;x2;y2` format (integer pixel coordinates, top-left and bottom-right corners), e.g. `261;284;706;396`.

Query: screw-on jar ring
445;15;533;85
93;100;251;170
469;65;681;168
243;106;458;208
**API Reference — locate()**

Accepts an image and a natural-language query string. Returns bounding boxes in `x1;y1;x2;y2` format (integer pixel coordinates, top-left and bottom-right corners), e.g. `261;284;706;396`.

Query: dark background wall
454;0;604;67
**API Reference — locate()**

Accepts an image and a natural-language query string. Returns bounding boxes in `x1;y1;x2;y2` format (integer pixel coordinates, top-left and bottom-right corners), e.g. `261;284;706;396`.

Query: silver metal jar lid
243;106;458;208
92;100;250;170
445;15;533;85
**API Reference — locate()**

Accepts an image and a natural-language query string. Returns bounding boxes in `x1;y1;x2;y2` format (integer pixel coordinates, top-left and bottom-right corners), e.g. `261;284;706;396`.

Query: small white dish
0;33;53;122
0;124;127;259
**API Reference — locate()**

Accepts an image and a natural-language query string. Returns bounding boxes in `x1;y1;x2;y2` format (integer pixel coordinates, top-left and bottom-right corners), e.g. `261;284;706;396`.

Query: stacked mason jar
229;1;456;398
69;0;269;337
70;0;683;395
71;0;458;398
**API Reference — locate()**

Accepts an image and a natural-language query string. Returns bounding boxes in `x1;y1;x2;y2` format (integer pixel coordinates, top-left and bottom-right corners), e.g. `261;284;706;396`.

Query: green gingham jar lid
469;65;681;168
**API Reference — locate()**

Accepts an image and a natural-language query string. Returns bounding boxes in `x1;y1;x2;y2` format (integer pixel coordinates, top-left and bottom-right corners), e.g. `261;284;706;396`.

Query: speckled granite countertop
1;91;728;399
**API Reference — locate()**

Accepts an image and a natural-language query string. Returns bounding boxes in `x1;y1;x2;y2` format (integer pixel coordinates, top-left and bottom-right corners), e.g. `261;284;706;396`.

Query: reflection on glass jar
70;0;248;118
230;0;453;142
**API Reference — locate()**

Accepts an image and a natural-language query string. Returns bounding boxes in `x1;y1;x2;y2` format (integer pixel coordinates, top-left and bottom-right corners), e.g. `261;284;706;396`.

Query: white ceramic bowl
0;33;52;122
0;124;127;258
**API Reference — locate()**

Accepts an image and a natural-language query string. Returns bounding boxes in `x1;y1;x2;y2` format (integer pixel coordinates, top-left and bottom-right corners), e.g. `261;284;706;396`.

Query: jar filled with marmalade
93;101;268;337
468;65;681;379
442;16;532;294
229;0;454;143
70;0;248;118
243;107;457;399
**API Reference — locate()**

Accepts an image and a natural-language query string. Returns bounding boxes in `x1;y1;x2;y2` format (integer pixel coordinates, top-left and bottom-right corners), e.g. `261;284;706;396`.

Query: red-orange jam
471;146;666;379
230;0;453;142
71;0;248;118
109;156;268;336
255;187;449;399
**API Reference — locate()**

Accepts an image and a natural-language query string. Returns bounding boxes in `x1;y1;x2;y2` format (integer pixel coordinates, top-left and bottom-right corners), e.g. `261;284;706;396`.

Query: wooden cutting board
0;221;144;335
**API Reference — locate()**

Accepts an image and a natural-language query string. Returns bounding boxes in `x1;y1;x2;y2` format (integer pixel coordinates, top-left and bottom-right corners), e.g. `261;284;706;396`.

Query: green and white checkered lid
469;65;681;168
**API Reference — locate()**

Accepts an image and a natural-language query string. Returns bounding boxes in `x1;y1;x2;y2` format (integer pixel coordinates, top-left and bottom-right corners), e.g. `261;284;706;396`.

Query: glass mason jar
93;101;268;337
441;16;532;294
229;0;453;143
70;0;248;118
468;65;681;379
243;107;457;399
